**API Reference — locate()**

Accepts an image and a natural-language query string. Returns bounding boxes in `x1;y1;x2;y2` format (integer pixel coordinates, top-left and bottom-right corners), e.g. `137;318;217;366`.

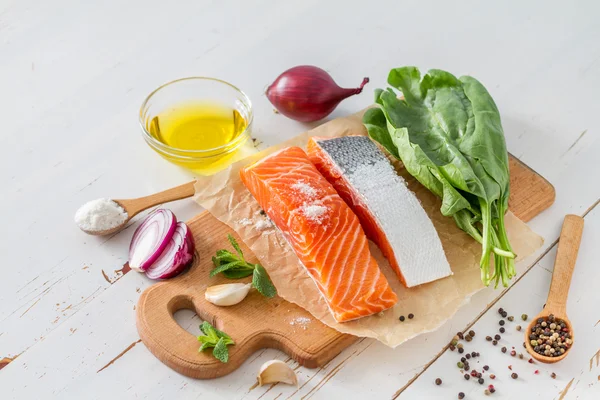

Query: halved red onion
145;222;195;280
129;209;177;272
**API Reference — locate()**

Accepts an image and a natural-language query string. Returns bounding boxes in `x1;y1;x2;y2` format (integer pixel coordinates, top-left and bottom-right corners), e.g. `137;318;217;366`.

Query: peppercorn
465;335;472;342
494;334;501;340
451;339;458;346
435;378;442;385
464;373;470;380
519;353;524;359
464;364;470;371
510;350;516;357
461;357;466;362
457;361;464;369
499;327;505;333
551;372;556;379
478;378;484;384
486;336;493;341
468;330;475;337
458;392;465;399
499;320;505;326
492;340;498;346
483;365;489;371
457;332;464;339
457;343;463;349
511;372;518;379
477;372;482;379
501;346;507;353
501;311;507;318
476;352;480;357
399;315;405;322
484;389;491;396
508;316;514;322
498;307;504;314
489;386;496;393
450;345;456;351
521;314;528;321
528;358;534;364
471;351;477;358
458;348;464;354
489;374;496;379
465;354;471;360
516;325;522;331
408;313;414;319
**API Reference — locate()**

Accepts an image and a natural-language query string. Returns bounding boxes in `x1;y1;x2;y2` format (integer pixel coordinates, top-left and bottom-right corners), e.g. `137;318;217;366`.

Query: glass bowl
139;77;253;174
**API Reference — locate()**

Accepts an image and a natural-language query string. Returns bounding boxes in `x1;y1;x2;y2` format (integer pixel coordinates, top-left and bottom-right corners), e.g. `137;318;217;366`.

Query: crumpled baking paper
193;112;544;348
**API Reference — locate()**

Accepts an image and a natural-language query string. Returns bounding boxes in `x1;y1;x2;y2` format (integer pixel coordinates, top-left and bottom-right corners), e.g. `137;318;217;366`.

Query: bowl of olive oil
140;77;254;174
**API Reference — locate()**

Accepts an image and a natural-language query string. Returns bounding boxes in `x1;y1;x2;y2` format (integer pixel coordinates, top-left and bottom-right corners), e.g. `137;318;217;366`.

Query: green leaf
209;261;248;277
222;267;254;279
199;341;214;352
227;234;244;260
252;265;277;298
365;66;514;287
212;337;229;363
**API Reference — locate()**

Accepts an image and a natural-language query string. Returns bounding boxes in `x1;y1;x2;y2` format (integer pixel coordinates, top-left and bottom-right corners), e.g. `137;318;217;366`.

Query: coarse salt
291;181;317;197
255;219;273;231
238;218;253;226
289;316;311;330
74;198;128;232
301;203;328;224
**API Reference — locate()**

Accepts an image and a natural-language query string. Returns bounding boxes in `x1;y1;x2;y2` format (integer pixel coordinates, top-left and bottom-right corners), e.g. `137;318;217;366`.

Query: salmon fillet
307;136;452;287
240;146;397;322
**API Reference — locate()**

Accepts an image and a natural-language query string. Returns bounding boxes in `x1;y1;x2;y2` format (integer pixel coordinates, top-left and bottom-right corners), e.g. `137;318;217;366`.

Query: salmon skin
307;136;452;287
240;146;397;322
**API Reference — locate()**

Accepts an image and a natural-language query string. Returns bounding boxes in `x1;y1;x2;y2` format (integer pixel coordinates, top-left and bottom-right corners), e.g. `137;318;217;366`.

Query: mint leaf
199;341;213;352
209;261;249;277
222;267;254;279
252;265;277;298
212;337;229;363
227;234;244;260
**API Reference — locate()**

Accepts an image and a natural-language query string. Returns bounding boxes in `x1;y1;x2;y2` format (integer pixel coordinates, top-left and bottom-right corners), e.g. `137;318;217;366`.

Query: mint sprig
210;235;277;298
197;321;234;363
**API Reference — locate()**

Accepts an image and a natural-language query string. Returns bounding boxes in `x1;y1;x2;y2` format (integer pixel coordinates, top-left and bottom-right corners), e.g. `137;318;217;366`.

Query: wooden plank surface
0;0;599;399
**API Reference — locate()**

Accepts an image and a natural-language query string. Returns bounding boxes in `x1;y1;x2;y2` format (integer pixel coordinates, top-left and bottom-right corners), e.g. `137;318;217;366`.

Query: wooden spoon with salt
524;214;584;363
80;181;196;236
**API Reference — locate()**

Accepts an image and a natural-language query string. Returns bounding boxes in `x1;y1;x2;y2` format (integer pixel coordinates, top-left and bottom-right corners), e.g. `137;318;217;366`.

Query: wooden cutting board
136;155;555;379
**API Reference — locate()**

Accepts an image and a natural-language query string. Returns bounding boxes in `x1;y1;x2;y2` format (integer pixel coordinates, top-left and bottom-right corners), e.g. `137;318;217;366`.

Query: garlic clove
205;283;252;306
257;360;298;387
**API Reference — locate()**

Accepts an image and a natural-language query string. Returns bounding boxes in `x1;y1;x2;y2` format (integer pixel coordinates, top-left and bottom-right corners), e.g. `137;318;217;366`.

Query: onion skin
266;65;369;122
145;222;195;280
128;209;177;272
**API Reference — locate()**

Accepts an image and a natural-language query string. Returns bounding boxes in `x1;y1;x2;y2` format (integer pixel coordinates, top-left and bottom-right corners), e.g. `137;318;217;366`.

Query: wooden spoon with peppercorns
525;214;584;363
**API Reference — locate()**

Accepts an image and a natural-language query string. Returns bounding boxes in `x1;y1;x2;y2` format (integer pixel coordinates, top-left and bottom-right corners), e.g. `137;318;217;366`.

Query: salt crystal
238;218;253;226
289;316;311;330
291;181;317;197
255;219;273;231
301;204;328;224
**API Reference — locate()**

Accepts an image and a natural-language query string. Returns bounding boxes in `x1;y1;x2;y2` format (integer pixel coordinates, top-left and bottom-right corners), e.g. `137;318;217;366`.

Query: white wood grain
0;0;599;399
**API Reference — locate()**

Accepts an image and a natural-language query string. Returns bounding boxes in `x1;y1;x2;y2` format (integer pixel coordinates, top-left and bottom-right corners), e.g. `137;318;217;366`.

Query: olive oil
149;102;247;151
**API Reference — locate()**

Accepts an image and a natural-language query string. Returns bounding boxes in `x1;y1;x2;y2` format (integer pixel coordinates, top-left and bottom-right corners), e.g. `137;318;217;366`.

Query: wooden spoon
79;181;196;236
524;214;584;363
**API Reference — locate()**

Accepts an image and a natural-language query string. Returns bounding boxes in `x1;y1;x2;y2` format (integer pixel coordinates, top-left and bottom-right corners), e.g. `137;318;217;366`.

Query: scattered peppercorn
498;308;504;314
501;346;507;353
511;373;518;379
464;364;470;371
408;313;414;319
489;374;496;380
451;339;458;346
516;325;522;331
551;372;556;379
465;335;472;342
476;352;480;357
466;354;471;359
489;385;496;393
499;327;505;333
468;330;475;337
521;314;528;321
519;353;524;360
458;348;464;354
477;372;482;378
494;334;501;340
457;361;464;369
484;389;491;396
528;358;534;364
478;378;484;384
483;365;489;371
461;357;466;362
457;343;464;349
486;336;493;341
508;316;514;322
492;340;498;346
435;378;442;385
501;311;508;318
471;351;477;358
450;345;456;351
499;320;505;326
458;392;465;399
510;350;516;357
508;365;512;370
464;373;470;380
399;315;405;322
457;332;464;340
534;370;539;375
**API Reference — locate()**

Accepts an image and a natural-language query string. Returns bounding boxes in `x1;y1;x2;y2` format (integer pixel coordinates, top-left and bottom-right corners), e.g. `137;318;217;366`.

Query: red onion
266;65;369;122
145;222;195;280
129;209;176;272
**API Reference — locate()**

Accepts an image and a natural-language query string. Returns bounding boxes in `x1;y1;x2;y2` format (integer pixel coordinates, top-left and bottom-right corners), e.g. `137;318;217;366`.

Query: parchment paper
193;112;544;348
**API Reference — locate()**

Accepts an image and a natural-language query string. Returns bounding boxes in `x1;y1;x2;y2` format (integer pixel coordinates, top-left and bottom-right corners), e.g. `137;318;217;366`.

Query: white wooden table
1;1;599;398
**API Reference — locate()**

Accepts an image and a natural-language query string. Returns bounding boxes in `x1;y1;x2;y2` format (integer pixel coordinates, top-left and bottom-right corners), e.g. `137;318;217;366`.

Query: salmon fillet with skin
308;136;452;288
240;146;397;322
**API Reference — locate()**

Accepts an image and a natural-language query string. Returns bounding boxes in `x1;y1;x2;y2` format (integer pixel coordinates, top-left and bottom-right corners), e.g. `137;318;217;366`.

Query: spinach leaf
364;67;515;287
